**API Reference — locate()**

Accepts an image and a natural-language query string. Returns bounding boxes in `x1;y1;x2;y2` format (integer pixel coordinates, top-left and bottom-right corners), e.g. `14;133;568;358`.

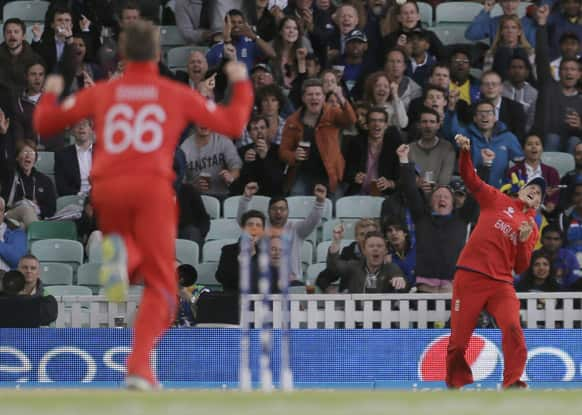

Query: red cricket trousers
446;269;527;389
92;176;178;384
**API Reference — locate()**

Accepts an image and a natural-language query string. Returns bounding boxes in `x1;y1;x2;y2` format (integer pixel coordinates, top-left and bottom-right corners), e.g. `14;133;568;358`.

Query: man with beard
449;48;480;107
0;18;41;92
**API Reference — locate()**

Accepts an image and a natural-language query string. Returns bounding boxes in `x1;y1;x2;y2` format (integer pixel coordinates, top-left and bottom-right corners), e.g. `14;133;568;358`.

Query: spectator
535;6;582;153
18;254;46;296
0;269;58;327
175;264;211;327
404;29;437;89
64;35;104;95
0;196;27;272
396;144;476;293
408;65;456;125
502;56;538;134
235;115;286;196
465;0;537;47
240;83;287;148
363;71;408;129
238;182;326;280
479;71;527;142
449;48;480;106
483;14;536;82
327;227;406;293
175;0;213;45
0;18;41;93
444;100;523;188
559;142;582;211
408;84;451;138
279;78;355;196
507;134;561;215
547;0;582;60
250;62;275;89
450;179;468;210
559;181;582;253
180;124;242;200
316;218;379;293
550;32;580;80
245;0;277;42
409;107;455;187
13;61;46;147
382;1;445;61
289;51;322;108
32;7;75;74
0;140;57;227
344;107;402;196
54;118;94;197
384;47;422;111
536;224;581;290
384;219;416;286
175;50;210;90
327;3;361;63
206;9;275;71
330;29;375;96
515;250;560;292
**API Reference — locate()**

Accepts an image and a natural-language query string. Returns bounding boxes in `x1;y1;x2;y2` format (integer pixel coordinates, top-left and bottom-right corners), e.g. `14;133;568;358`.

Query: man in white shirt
54;119;94;196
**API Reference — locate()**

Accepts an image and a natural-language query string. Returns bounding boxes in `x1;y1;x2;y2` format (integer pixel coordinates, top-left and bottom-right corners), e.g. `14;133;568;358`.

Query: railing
53;293;582;329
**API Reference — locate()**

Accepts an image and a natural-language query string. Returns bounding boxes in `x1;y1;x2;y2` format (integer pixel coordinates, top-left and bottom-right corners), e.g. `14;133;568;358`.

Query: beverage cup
298;141;311;160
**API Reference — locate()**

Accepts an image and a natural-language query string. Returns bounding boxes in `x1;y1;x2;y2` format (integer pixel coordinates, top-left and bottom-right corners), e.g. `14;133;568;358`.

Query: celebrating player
33;20;254;390
445;134;543;389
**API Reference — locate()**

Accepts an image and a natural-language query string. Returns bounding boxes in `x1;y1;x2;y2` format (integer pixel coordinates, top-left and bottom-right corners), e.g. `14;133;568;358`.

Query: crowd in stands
3;0;582;327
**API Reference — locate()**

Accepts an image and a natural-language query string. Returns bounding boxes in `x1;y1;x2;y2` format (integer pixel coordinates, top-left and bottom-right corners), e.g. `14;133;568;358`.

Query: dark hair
383;218;409;234
363;231;387;245
559;32;580;44
268;196;288;209
120;20;159;61
177;264;198;286
1;270;25;295
542;224;564;239
384;47;407;65
301;78;324;95
16;139;38;159
560;57;580;70
256;84;286;113
519;250;557;291
227;9;245;20
3;18;25;35
120;0;141;16
430;62;450;76
367;106;388;123
418;105;441;123
472;100;495;114
247;114;270;131
52;6;72;20
422;83;448;100
25;60;47;74
241;209;266;227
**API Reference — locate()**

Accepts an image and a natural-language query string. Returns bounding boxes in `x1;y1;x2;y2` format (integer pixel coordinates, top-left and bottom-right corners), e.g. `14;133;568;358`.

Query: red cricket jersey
33;62;253;184
456;149;539;283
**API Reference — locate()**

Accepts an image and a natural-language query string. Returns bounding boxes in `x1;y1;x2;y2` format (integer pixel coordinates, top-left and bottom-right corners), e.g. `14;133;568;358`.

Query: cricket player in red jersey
446;134;543;389
33;21;254;390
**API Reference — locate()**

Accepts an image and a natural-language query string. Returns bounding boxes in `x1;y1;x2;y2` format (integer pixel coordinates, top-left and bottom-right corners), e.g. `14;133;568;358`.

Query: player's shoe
99;234;129;302
124;375;160;391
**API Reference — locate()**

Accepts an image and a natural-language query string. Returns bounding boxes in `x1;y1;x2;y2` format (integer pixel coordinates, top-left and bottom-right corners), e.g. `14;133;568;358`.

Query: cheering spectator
384;219;416;286
502;56;538;134
535;224;582;290
547;0;582;60
13;61;46;147
515;251;560;292
384;47;422;111
363;71;408;129
404;29;437;89
550;32;580;80
559;181;582;254
54;119;94;197
449;48;480;106
175;50;210;89
32;7;75;74
0;197;27;272
0;18;41;93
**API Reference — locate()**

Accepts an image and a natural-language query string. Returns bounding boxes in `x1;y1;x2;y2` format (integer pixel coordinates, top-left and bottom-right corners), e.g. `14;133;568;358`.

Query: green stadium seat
160;25;186;49
40;262;74;286
435;2;482;25
542;152;575;178
301;241;313;268
322;219;360;241
76;263;101;293
27;220;78;243
201;195;221;219
35;151;54;175
305;263;327;282
196;262;220;289
202;238;238;262
418;2;434;27
4;1;50;23
223;195;270;219
206;219;241;241
31;239;84;270
286;196;333;221
175;238;200;266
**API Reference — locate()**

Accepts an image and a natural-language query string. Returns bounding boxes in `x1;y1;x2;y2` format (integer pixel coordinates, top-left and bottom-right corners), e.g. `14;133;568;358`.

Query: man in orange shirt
34;21;253;390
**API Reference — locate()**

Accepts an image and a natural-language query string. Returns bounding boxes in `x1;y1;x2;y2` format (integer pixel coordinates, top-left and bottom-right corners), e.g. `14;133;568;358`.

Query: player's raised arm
33;74;96;138
456;134;498;207
181;61;254;138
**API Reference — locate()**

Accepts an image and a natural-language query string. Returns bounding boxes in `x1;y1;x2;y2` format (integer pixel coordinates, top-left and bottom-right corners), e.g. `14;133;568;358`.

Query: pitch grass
1;390;582;415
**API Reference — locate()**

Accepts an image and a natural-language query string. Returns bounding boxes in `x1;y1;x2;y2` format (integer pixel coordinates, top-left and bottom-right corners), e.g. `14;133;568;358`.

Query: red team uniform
34;61;253;385
446;148;539;389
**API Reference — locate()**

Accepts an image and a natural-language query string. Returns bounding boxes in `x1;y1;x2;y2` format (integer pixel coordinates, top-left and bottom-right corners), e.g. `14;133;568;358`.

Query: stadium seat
166;45;209;72
159;25;186;49
335;196;384;219
76;263;101;293
206;219;241;241
287;219;317;246
201;195;221;219
202;238;238;262
435;2;482;25
491;2;528;18
35;151;54;175
288;285;306;294
56;194;85;211
305;262;327;282
195;262;220;289
302;241;314;269
223;195;270;219
418;2;433;27
31;239;84;270
429;25;473;46
322;219;360;241
541;152;575;178
316;239;356;263
40;262;74;286
175;238;200;266
3;1;50;23
98;285;143;296
27;220;78;243
45;285;93;296
286;196;333;221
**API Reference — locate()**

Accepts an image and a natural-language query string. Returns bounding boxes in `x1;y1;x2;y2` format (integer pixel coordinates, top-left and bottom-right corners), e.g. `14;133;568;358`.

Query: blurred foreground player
33;21;253;390
446;134;543;389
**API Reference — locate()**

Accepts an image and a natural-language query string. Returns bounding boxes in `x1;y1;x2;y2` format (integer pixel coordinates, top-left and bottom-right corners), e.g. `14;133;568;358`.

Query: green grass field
1;390;582;415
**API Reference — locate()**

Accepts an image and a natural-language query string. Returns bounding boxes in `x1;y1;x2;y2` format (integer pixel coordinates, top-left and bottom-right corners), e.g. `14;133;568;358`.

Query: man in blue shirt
0;197;27;272
536;224;581;290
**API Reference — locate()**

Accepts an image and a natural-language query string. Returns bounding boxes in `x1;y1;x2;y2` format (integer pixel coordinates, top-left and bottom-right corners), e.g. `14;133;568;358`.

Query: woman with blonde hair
363;71;408;129
483;14;536;80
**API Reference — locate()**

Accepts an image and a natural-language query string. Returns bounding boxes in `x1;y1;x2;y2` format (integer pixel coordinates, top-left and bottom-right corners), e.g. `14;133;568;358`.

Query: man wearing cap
446;134;543;390
250;63;274;89
329;29;374;96
405;29;437;88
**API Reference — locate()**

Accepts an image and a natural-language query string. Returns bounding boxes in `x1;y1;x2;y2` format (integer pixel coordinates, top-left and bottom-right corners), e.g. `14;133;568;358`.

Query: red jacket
457;149;539;283
33;62;253;184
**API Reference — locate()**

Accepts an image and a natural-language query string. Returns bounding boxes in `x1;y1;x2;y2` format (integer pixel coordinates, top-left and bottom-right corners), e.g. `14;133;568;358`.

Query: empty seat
223;195;270;219
335;196;384;219
27;220;78;243
541;152;575;178
305;262;327;282
301;241;314;268
40;262;74;286
45;285;93;296
159;25;186;49
435;2;482;25
35;151;54;175
195;262;220;288
31;239;84;270
4;1;50;23
202;238;238;262
175;238;200;266
316;239;356;263
201;195;221;219
286;196;333;221
206;219;241;241
76;263;101;293
418;2;434;27
429;25;473;46
56;194;86;211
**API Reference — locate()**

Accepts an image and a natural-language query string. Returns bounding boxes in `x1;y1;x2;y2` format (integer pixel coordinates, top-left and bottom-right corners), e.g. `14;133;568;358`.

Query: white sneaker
124;375;160;391
99;234;129;302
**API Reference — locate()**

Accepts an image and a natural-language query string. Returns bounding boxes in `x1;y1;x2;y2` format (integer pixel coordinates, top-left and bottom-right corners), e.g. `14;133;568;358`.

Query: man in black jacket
55;119;94;196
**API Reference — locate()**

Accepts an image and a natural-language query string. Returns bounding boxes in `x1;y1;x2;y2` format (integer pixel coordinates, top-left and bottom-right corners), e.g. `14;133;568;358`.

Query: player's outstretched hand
44;74;65;96
455;134;471;151
518;218;536;242
225;61;249;82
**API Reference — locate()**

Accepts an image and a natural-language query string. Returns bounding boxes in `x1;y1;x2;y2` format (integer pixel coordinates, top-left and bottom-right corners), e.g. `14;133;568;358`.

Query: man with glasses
535;224;581;290
444;100;523;188
449;48;480;107
238;181;326;281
